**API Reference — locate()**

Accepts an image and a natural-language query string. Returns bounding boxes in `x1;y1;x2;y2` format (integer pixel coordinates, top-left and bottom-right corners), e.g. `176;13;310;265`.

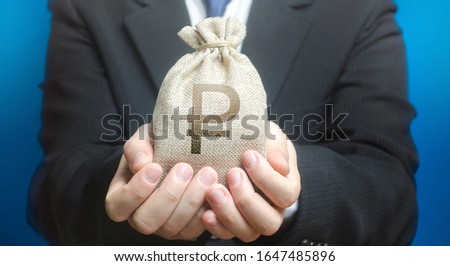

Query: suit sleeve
27;0;206;245
275;0;418;245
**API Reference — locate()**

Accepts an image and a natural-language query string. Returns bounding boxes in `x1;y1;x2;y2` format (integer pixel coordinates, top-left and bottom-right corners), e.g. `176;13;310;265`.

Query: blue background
0;0;449;245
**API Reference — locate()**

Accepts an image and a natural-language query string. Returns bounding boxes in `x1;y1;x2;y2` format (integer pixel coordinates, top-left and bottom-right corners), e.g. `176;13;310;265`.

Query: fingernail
228;170;241;187
175;164;192;182
208;189;225;204
199;169;216;187
145;167;161;184
243;151;257;168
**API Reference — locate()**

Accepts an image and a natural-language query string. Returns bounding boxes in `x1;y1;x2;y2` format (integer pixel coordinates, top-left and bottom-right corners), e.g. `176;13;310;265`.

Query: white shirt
184;0;298;227
185;0;253;52
185;0;253;26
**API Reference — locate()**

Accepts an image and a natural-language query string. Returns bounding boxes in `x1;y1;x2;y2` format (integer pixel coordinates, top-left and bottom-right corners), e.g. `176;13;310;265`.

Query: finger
107;155;133;193
175;205;209;240
205;185;259;243
242;149;300;209
227;168;284;236
128;163;193;235
287;138;301;194
266;121;289;176
202;209;234;240
105;163;162;222
158;167;218;238
123;124;154;174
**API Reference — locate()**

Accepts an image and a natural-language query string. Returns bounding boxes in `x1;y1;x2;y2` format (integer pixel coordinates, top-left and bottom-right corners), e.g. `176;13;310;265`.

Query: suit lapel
124;0;192;89
243;0;314;104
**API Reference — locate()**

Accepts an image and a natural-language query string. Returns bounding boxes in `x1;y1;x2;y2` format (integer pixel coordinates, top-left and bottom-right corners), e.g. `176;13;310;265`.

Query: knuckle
260;219;282;236
160;224;180;238
240;233;260;243
278;196;294;209
176;230;190;240
234;194;252;209
123;140;136;156
164;189;181;205
157;233;176;241
178;228;203;240
184;194;203;208
219;234;234;240
129;215;155;235
105;198;125;222
219;212;235;225
124;185;147;201
278;186;298;208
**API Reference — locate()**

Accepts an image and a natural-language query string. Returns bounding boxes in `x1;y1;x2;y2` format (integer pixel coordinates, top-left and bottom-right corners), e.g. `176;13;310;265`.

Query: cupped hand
105;124;218;240
202;122;301;242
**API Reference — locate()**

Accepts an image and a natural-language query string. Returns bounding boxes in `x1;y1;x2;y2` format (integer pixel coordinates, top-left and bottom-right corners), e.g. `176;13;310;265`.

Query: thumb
123;123;154;174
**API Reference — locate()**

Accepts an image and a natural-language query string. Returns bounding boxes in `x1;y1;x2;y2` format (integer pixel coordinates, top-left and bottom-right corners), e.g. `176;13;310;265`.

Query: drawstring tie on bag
196;42;238;51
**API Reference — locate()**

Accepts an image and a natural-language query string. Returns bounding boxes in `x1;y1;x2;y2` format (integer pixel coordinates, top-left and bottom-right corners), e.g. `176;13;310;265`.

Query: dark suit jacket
28;0;419;245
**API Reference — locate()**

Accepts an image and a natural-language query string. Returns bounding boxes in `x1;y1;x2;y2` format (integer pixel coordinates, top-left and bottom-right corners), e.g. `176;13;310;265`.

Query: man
28;0;418;245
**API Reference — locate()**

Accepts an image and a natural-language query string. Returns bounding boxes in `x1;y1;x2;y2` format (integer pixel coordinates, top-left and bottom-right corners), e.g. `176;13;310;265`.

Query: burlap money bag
152;17;267;185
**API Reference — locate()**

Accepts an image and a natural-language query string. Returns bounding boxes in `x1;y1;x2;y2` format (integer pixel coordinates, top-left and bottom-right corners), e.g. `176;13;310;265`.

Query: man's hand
104;124;218;240
202;122;301;242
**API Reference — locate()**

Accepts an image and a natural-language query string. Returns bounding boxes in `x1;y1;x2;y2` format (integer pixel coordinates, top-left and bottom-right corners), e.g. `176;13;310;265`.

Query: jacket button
301;239;311;245
301;239;328;246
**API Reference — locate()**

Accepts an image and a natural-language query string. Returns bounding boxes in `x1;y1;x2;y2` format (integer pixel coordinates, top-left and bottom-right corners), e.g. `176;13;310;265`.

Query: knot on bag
196;42;238;51
178;17;246;51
